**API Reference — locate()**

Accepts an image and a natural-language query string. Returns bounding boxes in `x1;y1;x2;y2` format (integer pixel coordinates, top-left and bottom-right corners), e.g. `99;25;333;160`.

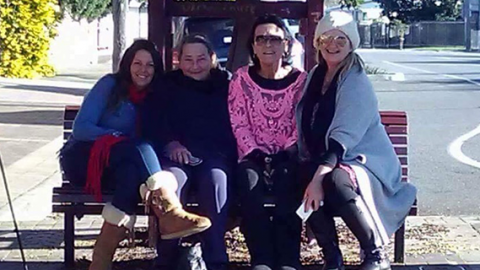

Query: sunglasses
254;35;286;46
318;34;349;47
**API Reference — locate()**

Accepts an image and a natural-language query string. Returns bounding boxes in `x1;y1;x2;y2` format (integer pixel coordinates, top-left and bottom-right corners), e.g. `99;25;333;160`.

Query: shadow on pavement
0;110;63;126
2;84;88;97
0;228;97;250
51;73;103;82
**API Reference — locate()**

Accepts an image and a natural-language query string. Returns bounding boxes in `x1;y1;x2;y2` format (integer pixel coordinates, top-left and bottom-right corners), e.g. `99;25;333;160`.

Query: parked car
173;17;304;70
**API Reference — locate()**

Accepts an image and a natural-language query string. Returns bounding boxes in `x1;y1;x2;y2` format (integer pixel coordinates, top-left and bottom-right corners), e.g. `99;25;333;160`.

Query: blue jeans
59;139;162;214
155;157;231;268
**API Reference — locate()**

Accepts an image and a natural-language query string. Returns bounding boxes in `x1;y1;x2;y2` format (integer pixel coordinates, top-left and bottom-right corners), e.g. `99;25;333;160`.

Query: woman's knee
236;161;262;191
168;166;189;192
112;140;160;170
322;168;352;191
322;167;357;206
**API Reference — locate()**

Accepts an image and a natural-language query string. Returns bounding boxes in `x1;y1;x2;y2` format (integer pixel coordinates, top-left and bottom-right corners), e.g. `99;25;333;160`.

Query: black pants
235;159;303;269
59;139;162;215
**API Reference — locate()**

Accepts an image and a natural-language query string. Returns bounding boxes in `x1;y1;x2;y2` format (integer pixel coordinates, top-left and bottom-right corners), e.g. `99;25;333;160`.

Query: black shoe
322;248;345;270
359;248;391;270
252;264;273;270
278;266;300;270
207;263;227;270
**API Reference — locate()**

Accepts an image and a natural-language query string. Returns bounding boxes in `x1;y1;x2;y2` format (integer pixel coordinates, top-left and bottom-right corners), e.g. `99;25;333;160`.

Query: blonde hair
317;50;365;82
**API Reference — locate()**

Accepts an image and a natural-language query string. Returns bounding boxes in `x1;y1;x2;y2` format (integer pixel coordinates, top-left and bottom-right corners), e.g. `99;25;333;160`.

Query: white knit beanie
314;11;360;50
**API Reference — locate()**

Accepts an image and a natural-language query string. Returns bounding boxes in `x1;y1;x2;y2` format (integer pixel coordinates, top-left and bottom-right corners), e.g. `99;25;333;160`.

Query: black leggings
302;162;359;215
235;159;303;268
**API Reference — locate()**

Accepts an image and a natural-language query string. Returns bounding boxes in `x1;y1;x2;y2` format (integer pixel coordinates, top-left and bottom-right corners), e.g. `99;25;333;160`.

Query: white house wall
49;1;149;71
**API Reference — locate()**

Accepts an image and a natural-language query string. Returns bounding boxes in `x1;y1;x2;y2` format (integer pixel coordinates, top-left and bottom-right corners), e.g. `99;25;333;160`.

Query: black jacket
143;69;238;162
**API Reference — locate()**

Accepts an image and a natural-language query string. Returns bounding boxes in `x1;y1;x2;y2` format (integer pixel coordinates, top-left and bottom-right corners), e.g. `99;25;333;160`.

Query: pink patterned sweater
228;66;307;161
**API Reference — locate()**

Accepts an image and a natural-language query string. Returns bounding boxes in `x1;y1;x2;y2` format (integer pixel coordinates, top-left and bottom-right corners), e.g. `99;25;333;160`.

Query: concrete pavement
0;60;479;269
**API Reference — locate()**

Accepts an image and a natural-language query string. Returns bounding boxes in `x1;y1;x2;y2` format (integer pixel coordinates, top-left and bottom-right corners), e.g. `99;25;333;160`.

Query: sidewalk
0;215;479;269
0;62;479;269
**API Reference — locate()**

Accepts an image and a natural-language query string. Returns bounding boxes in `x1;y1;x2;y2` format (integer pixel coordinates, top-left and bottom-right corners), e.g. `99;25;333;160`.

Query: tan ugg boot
140;171;211;240
89;203;136;270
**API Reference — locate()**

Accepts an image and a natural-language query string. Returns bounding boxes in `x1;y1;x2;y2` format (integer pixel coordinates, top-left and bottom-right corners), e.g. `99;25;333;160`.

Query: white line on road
383;61;480;87
448;124;480;169
384;61;480;169
0;137;51;142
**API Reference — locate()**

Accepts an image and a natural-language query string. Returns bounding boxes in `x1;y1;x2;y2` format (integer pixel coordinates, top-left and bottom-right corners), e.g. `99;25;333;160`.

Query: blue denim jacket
72;75;137;141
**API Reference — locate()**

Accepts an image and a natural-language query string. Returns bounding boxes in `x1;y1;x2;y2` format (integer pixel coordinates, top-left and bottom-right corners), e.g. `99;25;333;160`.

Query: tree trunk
112;0;128;72
226;17;254;72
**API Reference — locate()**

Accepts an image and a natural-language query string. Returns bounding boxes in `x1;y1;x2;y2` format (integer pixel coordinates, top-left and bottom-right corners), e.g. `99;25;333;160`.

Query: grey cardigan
296;64;417;244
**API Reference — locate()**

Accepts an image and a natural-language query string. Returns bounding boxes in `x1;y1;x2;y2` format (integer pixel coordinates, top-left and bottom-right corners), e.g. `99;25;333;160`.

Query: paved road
358;49;480;216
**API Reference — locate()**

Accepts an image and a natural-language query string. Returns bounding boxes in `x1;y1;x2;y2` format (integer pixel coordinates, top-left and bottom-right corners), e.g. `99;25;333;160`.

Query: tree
111;0;128;72
374;0;463;23
0;0;60;78
60;0;110;22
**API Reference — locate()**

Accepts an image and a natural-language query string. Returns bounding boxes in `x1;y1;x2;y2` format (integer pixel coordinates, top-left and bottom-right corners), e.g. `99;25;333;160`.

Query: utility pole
465;0;472;51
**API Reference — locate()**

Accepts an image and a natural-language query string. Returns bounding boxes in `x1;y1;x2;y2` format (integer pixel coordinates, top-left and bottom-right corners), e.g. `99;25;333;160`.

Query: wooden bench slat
394;147;407;156
390;136;407;145
385;126;407;135
64;121;73;130
380;111;406;117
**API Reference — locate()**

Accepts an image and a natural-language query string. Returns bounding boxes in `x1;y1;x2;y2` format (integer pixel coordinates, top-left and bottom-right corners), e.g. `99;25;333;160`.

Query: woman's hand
303;164;334;212
165;141;191;164
303;175;325;212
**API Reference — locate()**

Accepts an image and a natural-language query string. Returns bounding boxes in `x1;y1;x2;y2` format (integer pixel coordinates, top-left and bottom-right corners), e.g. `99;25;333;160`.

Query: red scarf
84;85;148;202
128;85;148;105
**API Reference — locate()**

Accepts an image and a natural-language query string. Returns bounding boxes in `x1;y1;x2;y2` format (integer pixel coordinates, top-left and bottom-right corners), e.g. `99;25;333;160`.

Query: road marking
384;61;480;169
384;61;480;88
0;137;51;143
448;124;480;169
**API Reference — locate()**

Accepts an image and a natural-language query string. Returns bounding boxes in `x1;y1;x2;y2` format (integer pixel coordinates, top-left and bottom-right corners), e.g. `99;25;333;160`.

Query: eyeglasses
254;35;286;46
317;34;349;47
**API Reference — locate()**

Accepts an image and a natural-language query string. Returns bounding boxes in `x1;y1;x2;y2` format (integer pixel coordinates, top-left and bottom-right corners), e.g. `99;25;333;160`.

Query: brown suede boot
89;222;127;270
89;203;136;270
140;171;212;240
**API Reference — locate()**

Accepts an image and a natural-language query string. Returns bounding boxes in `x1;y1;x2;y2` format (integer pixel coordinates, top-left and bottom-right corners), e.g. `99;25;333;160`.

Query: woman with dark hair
297;11;416;270
144;35;237;270
59;39;211;270
228;15;307;270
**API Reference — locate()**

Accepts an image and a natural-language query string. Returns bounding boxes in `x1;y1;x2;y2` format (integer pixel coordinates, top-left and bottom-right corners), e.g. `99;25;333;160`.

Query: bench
52;105;417;267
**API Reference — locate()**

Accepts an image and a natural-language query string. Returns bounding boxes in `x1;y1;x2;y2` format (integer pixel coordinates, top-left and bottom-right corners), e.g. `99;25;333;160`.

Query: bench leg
64;209;75;267
394;223;405;263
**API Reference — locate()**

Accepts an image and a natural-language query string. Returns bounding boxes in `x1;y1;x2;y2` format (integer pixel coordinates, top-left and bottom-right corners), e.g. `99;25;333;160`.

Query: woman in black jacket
143;34;237;270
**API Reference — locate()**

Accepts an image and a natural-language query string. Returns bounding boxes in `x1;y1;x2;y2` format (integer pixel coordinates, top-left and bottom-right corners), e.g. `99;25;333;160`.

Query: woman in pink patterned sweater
228;15;307;270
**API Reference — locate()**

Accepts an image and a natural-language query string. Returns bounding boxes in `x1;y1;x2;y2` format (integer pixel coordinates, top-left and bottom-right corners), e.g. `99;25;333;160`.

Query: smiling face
317;29;352;68
252;23;287;67
130;49;155;90
179;43;213;81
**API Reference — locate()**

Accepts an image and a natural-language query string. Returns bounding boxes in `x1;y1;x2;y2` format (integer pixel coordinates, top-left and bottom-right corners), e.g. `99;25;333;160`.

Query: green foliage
339;0;364;8
375;0;463;23
0;0;60;78
60;0;110;22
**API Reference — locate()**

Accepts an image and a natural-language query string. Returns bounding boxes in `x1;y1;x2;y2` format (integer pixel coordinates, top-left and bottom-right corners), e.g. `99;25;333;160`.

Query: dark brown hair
108;39;164;109
247;14;294;68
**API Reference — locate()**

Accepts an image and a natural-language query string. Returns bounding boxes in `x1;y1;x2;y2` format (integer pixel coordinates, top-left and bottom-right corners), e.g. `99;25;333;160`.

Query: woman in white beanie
296;11;416;270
